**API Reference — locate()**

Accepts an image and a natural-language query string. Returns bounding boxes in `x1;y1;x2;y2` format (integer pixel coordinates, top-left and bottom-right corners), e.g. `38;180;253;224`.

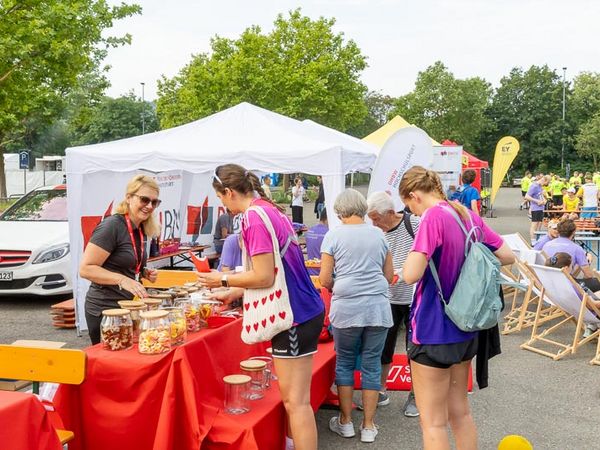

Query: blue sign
19;151;29;170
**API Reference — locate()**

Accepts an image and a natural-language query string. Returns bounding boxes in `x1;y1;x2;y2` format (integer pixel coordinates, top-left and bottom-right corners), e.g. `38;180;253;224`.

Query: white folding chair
501;233;532;252
521;264;600;362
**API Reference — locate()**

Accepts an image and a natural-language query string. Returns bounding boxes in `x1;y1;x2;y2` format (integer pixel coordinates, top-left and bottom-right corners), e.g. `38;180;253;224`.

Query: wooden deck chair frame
0;345;86;446
520;265;600;361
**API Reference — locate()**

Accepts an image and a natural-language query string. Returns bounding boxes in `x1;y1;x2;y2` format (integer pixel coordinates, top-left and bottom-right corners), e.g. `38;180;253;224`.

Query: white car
0;185;71;295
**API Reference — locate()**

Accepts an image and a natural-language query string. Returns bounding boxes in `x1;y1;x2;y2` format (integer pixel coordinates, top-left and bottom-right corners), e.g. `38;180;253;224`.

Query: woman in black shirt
80;175;161;344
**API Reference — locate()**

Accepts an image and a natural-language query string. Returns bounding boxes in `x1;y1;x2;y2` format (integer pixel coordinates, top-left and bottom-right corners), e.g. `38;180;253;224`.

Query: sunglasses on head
133;194;161;208
213;167;224;186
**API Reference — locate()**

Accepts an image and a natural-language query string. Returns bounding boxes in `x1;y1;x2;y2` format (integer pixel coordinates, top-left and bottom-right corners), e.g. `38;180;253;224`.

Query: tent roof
65;102;376;175
363;116;441;147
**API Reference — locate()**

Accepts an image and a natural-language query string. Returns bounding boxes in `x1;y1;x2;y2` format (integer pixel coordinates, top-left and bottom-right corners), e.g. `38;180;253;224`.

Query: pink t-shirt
241;199;323;324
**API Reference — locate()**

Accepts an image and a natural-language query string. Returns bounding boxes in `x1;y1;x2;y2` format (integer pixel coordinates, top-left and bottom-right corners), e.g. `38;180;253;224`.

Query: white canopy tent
66;102;377;331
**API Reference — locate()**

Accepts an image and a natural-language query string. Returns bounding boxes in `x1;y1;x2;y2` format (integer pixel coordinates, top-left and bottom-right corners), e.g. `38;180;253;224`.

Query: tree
481;65;570;173
346;91;396;138
575;112;600;170
157;9;368;132
69;93;158;146
390;61;492;151
0;1;141;196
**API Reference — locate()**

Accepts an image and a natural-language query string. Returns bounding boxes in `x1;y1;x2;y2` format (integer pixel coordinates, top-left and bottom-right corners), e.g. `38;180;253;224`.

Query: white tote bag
240;206;294;344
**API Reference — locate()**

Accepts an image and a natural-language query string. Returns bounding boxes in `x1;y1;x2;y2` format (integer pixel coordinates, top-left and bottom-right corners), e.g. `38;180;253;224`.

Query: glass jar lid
240;359;267;371
118;300;146;309
102;308;130;316
140;310;169;319
223;374;251;385
142;298;163;306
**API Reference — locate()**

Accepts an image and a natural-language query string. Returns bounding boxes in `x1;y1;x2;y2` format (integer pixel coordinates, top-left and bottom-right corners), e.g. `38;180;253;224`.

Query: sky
104;0;600;101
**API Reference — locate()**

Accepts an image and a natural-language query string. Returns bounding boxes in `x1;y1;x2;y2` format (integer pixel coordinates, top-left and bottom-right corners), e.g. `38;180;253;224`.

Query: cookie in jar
101;309;133;351
138;310;172;354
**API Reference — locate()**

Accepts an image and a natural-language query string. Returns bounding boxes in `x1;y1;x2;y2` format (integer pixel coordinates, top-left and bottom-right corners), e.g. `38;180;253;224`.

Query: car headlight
32;244;70;264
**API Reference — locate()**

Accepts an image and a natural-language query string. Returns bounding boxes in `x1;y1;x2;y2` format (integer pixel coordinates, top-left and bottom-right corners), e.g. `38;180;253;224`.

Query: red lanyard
125;214;144;276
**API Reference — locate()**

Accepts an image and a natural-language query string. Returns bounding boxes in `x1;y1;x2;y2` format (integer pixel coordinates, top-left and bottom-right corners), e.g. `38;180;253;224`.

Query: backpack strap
402;212;415;239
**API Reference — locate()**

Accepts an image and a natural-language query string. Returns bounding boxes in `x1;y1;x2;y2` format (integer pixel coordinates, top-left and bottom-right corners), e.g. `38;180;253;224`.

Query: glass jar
195;298;222;322
142;298;162;310
223;374;251;415
152;293;173;308
175;299;202;332
101;309;133;351
265;347;278;380
248;356;274;389
117;300;147;343
162;306;187;345
138;310;171;354
240;359;267;400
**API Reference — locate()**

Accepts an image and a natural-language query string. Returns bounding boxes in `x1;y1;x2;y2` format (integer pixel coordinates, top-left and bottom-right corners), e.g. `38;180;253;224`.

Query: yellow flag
491;136;520;203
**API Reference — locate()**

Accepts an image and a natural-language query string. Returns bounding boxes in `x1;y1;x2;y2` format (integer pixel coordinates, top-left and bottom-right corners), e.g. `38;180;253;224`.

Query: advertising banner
491;136;520;203
368;127;434;211
432;145;463;194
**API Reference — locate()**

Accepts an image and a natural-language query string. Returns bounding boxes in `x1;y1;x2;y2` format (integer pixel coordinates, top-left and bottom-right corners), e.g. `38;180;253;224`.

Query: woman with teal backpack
397;167;514;450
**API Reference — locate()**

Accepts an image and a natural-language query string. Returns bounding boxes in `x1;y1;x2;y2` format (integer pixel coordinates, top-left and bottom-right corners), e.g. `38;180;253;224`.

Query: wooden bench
0;344;86;446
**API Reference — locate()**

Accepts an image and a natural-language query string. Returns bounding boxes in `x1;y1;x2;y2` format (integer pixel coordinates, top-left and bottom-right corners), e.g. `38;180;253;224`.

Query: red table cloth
54;319;336;450
0;391;62;450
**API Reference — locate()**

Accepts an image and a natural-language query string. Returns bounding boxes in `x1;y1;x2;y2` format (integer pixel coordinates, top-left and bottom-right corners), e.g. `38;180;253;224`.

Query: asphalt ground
0;188;598;449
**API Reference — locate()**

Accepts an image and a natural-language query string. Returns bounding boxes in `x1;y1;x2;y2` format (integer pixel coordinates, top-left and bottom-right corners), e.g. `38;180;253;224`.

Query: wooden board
142;269;198;289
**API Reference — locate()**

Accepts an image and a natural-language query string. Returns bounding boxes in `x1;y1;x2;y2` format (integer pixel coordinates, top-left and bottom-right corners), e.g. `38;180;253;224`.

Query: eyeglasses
133;194;161;208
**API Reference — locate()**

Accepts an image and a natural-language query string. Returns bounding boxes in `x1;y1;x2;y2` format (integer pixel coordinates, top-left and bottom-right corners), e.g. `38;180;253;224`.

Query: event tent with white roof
66;102;377;331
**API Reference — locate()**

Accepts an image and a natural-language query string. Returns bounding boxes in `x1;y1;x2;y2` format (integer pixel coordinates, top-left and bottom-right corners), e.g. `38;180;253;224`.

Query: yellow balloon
498;435;533;450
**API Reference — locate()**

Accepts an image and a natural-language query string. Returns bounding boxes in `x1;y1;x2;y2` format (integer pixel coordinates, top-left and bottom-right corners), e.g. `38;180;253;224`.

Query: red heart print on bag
274;267;279;275
269;315;276;323
245;325;251;333
261;296;267;305
261;319;267;328
253;323;259;331
278;311;286;320
269;293;274;301
275;289;282;299
253;300;259;309
244;303;250;311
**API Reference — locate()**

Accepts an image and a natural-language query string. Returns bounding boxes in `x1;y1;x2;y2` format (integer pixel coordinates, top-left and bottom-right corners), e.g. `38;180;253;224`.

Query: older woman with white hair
320;188;394;443
367;191;420;417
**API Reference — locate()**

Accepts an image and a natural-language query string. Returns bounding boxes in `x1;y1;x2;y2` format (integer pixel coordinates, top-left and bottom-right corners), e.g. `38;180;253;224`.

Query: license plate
0;272;13;281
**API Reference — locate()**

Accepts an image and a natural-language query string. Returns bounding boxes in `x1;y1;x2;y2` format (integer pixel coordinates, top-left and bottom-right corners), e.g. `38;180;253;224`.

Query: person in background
457;169;480;215
550;176;566;207
579;176;599;219
314;175;325;219
217;233;242;272
320;189;394;444
520;171;532;210
569;171;582;190
533;219;559;250
541;219;594;278
397;166;514;450
213;209;235;254
79;175;160;344
261;175;273;200
446;185;458;201
291;177;305;224
593;171;600;190
367;191;421;418
305;209;328;276
525;175;550;246
198;164;324;450
563;187;580;213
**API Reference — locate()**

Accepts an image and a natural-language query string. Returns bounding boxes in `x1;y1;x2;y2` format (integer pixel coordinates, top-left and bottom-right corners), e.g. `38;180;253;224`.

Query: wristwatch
221;274;229;288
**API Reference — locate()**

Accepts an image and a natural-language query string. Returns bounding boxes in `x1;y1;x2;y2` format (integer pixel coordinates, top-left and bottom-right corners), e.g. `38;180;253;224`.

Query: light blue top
321;223;392;328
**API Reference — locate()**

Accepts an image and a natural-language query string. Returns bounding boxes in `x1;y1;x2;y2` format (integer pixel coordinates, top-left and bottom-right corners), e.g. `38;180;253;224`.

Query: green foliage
0;0;141;195
347;91;395;137
69;93;158;146
390;61;492;150
575;112;600;170
157;9;368;132
481;65;568;173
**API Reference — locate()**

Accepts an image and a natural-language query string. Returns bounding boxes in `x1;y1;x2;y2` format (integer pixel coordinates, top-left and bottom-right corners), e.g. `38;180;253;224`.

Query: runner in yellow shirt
551;177;566;207
563;188;580;212
520;171;532;210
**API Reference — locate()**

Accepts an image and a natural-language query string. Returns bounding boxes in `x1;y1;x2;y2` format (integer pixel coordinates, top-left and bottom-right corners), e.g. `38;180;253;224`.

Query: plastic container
175;299;202;332
101;309;133;351
223;374;251;415
117;300;147;343
240;359;267;400
162;306;187;345
138;310;171;354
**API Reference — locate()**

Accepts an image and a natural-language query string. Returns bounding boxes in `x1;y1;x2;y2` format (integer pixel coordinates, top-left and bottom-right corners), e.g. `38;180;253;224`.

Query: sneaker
329;416;355;438
356;392;390;410
403;391;419;417
360;424;379;443
583;324;598;339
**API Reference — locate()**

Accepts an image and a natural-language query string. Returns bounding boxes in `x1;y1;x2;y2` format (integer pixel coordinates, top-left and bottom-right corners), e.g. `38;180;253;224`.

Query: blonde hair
399;166;470;219
115;174;161;238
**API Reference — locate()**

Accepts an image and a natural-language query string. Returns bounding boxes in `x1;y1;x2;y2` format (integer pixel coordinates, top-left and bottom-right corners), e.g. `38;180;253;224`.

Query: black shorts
521;191;527;197
407;338;478;369
271;310;324;359
531;210;544;222
381;304;410;364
